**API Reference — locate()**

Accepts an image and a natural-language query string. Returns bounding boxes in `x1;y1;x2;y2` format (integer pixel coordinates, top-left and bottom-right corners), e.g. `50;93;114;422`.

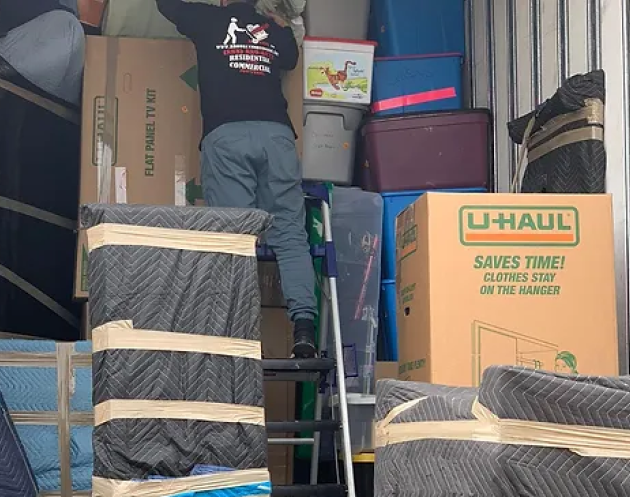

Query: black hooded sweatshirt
156;0;299;140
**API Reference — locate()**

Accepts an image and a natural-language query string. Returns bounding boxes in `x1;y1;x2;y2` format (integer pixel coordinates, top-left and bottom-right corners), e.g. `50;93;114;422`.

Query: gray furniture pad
82;204;271;481
375;366;630;497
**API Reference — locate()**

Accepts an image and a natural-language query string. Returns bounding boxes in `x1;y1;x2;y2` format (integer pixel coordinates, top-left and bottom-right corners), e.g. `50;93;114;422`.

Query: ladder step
267;420;340;433
272;484;346;497
263;358;335;382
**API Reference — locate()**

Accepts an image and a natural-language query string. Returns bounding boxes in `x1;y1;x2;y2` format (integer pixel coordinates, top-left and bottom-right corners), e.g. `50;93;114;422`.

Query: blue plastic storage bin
371;54;463;116
380;279;398;360
382;189;485;279
370;0;466;57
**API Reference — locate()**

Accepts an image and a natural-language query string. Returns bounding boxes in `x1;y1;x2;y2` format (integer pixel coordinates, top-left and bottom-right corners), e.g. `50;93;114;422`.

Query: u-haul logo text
459;206;580;246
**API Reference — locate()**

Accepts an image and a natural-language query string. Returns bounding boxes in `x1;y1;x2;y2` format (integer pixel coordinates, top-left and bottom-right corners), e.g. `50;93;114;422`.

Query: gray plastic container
302;103;365;185
305;0;371;40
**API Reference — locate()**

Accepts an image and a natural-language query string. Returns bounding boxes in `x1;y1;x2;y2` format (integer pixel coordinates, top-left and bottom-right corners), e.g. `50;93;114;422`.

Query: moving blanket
103;0;306;44
0;86;82;342
375;366;630;497
0;389;38;497
508;69;605;194
0;10;85;105
0;339;93;493
81;204;272;496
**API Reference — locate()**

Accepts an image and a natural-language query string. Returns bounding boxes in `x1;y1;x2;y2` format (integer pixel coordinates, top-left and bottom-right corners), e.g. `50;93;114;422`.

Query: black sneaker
292;319;317;359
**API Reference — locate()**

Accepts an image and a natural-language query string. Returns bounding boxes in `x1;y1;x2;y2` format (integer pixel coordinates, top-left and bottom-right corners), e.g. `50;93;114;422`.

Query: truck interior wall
467;0;630;374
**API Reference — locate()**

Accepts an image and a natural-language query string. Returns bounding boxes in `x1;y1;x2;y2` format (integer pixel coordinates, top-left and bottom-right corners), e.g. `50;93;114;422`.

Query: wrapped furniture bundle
82;204;271;497
0;340;92;495
0;388;38;497
103;0;306;44
375;366;630;496
508;69;605;194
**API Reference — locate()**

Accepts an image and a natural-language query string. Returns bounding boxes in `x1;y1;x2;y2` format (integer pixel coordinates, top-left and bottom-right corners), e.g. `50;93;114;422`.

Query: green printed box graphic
459;206;580;247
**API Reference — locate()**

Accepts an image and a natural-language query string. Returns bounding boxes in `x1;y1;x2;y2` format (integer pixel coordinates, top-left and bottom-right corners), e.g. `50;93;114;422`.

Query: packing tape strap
94;399;266;427
0;350;90;367
375;397;630;459
527;126;604;163
56;343;74;497
86;223;258;256
92;468;271;497
92;320;262;360
11;411;94;425
0;78;80;124
96;36;120;204
527;98;605;149
371;87;457;113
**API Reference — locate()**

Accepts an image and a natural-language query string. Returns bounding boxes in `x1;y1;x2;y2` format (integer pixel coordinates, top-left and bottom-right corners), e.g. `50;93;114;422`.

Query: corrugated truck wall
467;0;630;374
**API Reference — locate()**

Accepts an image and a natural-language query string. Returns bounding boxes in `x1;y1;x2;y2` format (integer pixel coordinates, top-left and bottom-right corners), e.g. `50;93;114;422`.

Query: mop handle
354;234;379;320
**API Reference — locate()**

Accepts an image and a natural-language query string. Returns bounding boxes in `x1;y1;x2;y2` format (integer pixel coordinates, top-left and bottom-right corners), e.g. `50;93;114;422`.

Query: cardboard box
396;193;618;386
375;361;398;381
261;308;296;485
78;0;107;27
74;37;304;299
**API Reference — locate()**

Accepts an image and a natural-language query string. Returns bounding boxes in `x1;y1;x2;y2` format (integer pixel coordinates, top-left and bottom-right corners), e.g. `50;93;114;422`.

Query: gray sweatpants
201;121;317;321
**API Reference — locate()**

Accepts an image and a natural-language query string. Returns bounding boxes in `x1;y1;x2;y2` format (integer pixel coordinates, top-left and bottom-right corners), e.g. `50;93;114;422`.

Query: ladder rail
309;284;330;485
320;199;357;497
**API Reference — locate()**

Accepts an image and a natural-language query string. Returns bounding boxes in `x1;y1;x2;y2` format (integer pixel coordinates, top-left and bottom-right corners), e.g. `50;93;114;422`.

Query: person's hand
266;11;288;28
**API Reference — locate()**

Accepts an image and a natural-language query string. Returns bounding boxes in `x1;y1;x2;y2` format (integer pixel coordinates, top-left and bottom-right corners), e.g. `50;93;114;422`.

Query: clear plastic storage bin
329;187;383;394
332;394;375;454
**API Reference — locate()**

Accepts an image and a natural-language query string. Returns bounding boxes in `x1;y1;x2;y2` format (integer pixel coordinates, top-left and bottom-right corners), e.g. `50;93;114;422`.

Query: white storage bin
302;102;365;185
303;37;376;106
305;0;371;40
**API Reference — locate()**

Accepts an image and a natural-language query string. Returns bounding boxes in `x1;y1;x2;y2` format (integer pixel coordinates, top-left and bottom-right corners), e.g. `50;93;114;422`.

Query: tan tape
0;264;80;329
11;411;94;426
56;343;73;497
92;320;261;360
527;126;604;163
0;78;80;124
94;399;265;427
527;98;604;149
96;36;120;204
376;397;630;459
86;223;257;256
92;468;270;497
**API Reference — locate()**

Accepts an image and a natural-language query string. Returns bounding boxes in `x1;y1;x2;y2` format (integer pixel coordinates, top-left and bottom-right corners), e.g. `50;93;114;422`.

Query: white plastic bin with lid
332;394;375;454
305;0;371;40
303;37;377;106
302;103;365;185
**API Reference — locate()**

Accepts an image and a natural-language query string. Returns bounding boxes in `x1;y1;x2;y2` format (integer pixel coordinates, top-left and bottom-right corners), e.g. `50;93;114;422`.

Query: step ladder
258;183;357;497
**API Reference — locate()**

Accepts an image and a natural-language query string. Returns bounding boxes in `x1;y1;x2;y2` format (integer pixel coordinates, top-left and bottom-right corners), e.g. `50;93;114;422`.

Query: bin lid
375;52;463;62
363;108;492;132
305;36;377;47
331;393;376;406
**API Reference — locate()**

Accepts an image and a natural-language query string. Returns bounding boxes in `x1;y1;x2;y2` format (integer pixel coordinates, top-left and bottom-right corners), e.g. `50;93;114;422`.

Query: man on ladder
156;0;317;359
